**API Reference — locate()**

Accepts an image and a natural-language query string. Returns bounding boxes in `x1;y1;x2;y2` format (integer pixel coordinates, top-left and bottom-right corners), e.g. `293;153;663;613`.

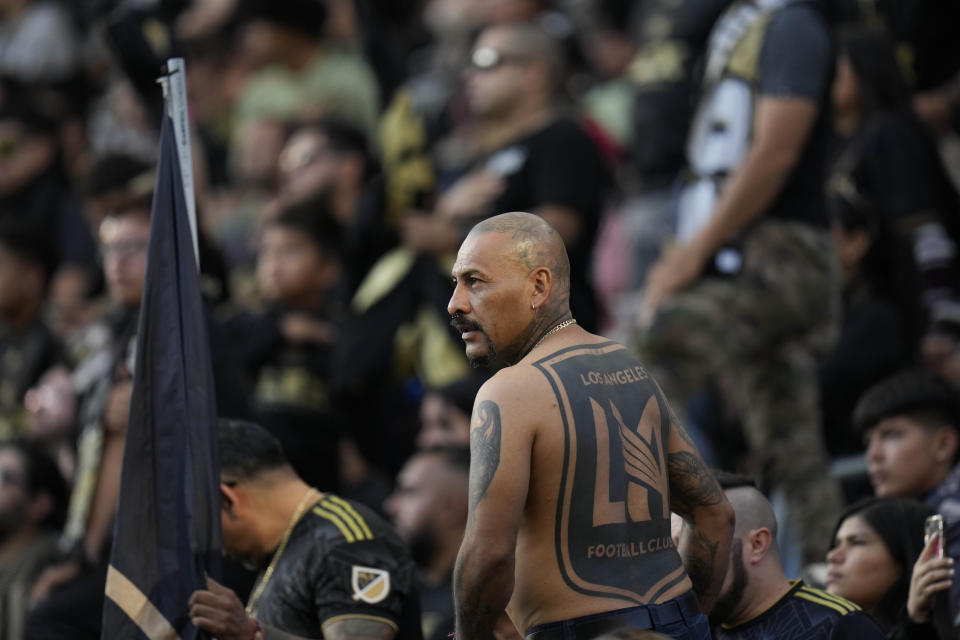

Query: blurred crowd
0;0;958;638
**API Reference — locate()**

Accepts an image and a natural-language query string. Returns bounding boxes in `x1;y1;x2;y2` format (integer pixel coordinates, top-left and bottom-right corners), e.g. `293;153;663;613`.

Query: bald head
726;486;778;539
450;212;575;367
484;22;564;94
468;211;570;293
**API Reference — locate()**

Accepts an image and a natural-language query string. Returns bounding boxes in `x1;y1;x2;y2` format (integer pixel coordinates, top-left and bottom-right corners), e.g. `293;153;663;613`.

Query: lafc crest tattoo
351;566;391;604
533;342;685;603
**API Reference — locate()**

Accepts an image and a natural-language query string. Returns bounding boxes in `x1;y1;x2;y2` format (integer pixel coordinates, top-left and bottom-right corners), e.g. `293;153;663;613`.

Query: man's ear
934;426;959;465
746;527;774;564
529;266;553;309
220;482;241;519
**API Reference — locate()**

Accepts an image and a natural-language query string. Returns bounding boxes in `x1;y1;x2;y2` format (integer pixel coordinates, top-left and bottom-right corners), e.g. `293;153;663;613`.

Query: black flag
102;114;221;639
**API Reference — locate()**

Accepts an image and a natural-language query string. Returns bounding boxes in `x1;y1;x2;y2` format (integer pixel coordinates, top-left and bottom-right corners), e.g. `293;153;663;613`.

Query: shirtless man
449;212;734;640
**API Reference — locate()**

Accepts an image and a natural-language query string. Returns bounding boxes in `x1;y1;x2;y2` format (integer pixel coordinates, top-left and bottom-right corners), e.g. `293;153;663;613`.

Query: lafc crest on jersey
351;566;390;604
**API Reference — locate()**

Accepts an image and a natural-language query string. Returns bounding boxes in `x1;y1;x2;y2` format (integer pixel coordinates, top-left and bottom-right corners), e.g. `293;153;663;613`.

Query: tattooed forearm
667;451;723;517
469;401;502;510
455;575;503;640
454;544;514;640
679;526;721;606
670;447;733;612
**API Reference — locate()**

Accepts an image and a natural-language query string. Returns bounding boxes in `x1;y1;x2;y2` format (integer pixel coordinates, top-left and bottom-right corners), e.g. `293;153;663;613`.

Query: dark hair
432;375;487;418
0;439;68;530
239;0;327;39
217;419;290;480
828;176;894;283
831;497;933;629
309;118;369;159
0;220;58;279
265;198;342;259
292;117;377;181
421;445;471;476
0;80;60;136
837;27;910;118
827;174;923;346
82;154;153;198
854;368;960;435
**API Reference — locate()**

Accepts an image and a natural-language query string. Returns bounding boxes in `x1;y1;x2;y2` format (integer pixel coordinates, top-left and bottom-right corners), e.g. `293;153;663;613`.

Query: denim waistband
524;591;701;640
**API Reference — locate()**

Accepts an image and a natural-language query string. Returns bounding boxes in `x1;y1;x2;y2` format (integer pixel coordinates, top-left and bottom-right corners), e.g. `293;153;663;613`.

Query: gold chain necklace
245;488;320;616
532;318;577;351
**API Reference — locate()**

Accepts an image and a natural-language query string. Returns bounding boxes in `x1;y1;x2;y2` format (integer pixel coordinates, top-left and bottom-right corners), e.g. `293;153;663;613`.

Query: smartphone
925;514;945;559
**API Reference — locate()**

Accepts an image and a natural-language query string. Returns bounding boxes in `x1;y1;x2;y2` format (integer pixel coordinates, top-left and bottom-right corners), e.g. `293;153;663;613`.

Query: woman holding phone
825;497;953;638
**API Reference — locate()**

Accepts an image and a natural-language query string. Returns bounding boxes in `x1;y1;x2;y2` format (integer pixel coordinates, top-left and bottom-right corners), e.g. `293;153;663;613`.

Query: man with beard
189;419;422;640
385;447;470;640
448;212;733;640
709;472;883;639
407;22;611;332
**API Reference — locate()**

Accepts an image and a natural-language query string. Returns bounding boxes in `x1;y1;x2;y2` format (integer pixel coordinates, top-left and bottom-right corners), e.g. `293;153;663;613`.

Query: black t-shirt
255;493;422;640
629;0;731;184
0;317;62;435
483;117;611;331
819;282;911;456
220;308;342;491
839;112;960;230
418;573;454;640
755;1;834;227
834;111;960;307
714;581;885;639
831;0;960;92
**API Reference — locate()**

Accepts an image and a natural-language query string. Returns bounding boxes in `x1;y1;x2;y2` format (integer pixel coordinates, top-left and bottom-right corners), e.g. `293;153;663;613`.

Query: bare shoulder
478;362;556;418
465;365;543;513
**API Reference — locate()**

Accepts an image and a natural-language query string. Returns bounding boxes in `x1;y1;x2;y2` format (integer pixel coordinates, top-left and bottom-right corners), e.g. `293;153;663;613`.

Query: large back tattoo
533;342;686;603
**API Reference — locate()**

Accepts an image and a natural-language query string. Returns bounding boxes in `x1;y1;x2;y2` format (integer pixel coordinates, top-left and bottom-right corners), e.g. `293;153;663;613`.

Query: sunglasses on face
470;46;530;71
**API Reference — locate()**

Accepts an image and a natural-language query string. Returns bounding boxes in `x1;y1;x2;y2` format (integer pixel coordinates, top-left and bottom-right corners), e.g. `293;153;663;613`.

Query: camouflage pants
635;220;843;563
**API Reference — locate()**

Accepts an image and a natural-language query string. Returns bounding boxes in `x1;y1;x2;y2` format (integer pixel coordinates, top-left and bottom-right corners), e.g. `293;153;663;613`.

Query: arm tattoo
669;449;725;607
683;528;720;603
454;553;512;640
667;451;723;517
455;579;502;640
469;400;502;510
656;381;696;453
322;618;396;640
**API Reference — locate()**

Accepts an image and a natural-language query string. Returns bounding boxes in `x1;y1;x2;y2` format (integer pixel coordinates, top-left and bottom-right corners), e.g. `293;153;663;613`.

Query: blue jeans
524;592;711;640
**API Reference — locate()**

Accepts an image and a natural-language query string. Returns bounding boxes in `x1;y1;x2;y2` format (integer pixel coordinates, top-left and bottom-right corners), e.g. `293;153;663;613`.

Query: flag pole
158;58;200;270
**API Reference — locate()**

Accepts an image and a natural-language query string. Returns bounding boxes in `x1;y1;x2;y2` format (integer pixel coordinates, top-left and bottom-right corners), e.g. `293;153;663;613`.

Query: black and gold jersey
254;493;422;640
715;581;884;640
